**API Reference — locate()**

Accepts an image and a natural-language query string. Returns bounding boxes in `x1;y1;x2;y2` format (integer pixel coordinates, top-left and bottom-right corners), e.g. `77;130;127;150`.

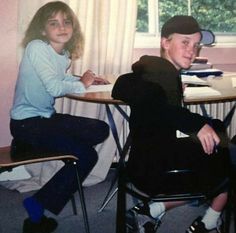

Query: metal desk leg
98;104;130;212
98;133;131;212
98;188;118;213
200;102;236;128
200;104;209;117
223;103;236;128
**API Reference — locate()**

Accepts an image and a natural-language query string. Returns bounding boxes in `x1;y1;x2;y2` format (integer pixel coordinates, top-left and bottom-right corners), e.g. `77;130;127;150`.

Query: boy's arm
112;73;166;105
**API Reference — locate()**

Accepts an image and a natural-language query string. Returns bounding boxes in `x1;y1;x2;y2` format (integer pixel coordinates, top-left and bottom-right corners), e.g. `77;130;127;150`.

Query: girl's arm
26;40;86;96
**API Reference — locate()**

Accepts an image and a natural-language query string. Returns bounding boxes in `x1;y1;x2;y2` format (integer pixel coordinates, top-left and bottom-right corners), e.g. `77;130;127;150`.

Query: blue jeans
10;113;109;214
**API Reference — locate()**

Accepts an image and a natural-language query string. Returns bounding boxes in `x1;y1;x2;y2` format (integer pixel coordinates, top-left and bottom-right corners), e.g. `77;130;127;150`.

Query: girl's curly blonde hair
22;1;84;60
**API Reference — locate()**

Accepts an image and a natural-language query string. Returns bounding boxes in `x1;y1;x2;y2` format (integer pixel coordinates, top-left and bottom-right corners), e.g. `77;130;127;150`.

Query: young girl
112;15;230;233
10;2;109;233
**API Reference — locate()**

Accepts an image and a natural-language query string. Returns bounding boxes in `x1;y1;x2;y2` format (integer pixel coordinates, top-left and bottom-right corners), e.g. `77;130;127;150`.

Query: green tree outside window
137;0;236;34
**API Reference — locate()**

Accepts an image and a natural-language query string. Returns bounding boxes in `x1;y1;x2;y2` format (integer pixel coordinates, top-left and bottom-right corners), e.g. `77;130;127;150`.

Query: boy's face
161;32;201;70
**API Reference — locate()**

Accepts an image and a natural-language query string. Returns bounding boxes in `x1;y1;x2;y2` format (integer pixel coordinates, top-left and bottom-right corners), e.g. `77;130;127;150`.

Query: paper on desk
181;75;209;85
85;84;113;93
232;78;236;88
184;87;221;98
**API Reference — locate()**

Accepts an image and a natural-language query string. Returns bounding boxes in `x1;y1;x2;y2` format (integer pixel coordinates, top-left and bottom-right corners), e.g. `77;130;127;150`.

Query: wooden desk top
66;74;125;105
66;73;236;105
67;91;123;104
184;73;236;104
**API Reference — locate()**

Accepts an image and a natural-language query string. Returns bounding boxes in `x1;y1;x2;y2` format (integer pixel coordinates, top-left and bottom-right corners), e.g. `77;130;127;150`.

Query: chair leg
224;177;236;233
234;204;236;233
232;187;236;233
116;168;127;233
73;161;90;233
71;194;77;215
224;198;231;233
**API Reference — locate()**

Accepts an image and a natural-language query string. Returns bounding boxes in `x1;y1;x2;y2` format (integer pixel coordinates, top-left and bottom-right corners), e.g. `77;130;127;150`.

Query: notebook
181;75;210;86
184;86;221;98
232;78;236;88
85;84;113;93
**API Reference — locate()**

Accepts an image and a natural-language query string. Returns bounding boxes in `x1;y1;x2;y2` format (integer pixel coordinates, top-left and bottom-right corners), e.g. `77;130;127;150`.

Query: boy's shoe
186;216;223;233
186;216;209;233
23;216;58;233
126;203;161;233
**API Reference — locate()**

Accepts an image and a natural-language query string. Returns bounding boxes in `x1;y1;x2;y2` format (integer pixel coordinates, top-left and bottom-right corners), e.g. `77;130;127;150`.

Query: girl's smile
42;11;73;53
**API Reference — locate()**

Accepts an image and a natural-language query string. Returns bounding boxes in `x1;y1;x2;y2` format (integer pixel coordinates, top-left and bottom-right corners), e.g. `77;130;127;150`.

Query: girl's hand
197;124;220;155
80;70;96;88
92;77;110;85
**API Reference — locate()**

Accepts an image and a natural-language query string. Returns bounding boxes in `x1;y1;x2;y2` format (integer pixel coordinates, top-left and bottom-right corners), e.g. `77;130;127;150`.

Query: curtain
4;0;137;192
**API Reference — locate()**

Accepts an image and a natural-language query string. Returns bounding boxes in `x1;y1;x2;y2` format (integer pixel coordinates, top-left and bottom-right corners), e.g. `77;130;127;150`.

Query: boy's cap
161;15;215;45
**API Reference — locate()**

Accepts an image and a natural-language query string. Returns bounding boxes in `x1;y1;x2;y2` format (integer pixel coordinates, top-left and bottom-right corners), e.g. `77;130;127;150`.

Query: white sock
149;202;165;219
201;207;221;230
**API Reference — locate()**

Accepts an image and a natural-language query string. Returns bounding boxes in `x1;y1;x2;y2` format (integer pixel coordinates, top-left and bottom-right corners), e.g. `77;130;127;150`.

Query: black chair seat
116;165;230;233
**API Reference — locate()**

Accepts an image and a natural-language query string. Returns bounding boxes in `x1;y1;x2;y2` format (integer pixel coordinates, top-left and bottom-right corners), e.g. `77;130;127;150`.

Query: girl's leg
10;114;110;151
50;113;110;146
10;114;109;215
33;140;98;214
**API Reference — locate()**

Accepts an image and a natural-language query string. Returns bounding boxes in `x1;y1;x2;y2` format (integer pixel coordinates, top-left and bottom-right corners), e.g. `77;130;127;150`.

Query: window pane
159;0;188;31
191;0;236;33
137;0;149;32
136;0;236;34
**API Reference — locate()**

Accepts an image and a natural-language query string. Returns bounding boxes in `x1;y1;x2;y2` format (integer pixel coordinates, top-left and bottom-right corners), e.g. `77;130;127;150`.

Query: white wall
0;0;18;147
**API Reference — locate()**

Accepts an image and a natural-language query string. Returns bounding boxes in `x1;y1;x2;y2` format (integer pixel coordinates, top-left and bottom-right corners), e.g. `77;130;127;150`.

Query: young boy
112;15;230;233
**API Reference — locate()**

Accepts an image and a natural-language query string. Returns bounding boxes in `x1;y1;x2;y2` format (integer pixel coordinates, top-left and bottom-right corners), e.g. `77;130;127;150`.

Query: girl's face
42;11;73;53
161;32;201;70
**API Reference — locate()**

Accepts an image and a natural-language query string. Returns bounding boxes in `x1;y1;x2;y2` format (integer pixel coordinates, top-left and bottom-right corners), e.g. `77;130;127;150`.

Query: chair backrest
0;146;78;171
125;169;228;203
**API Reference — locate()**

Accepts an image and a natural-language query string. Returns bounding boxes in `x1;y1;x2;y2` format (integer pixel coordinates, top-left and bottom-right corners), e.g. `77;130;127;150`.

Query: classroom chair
115;153;231;233
114;103;236;232
0;146;90;233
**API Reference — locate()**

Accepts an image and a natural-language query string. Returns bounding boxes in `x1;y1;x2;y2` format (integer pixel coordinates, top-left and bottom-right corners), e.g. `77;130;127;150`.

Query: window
135;0;236;48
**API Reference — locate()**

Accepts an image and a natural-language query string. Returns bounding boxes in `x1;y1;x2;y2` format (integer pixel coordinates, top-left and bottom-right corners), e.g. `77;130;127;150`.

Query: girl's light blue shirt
11;40;86;120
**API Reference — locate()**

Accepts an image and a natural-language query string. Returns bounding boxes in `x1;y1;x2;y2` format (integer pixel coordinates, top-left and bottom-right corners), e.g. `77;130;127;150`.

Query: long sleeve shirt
112;55;209;138
11;40;86;120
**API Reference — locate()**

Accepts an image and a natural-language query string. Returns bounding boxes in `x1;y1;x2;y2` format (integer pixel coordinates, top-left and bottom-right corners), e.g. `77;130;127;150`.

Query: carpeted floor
0;168;234;233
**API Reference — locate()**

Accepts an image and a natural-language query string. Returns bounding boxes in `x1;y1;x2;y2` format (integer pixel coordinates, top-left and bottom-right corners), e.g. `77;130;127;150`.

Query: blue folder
181;69;223;78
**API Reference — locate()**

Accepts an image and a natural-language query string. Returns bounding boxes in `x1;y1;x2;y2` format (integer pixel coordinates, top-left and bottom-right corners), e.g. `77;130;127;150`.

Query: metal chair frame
116;156;230;233
0;146;90;233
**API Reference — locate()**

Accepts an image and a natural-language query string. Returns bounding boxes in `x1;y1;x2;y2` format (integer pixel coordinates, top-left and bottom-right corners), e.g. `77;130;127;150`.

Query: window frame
134;0;236;48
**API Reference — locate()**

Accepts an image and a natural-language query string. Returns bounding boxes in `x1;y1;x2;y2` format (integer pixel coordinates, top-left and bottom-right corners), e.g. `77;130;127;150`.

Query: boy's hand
197;124;220;155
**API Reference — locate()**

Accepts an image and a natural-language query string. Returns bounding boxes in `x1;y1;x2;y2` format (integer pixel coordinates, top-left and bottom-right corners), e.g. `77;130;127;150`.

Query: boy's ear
161;37;170;50
41;30;46;36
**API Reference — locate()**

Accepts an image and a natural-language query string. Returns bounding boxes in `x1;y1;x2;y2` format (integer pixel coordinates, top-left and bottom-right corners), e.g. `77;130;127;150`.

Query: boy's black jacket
112;55;208;137
111;55;226;195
